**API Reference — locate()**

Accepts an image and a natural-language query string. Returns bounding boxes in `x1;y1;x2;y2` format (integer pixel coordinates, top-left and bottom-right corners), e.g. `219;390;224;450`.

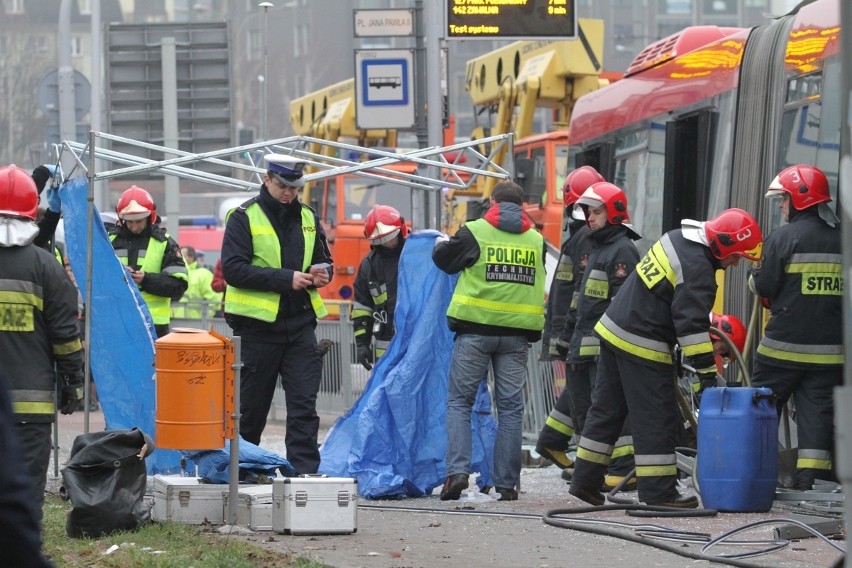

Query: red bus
566;0;841;322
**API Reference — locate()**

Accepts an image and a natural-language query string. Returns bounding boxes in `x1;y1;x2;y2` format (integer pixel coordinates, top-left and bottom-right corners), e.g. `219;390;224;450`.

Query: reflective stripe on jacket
593;230;717;368
750;212;843;368
0;244;83;422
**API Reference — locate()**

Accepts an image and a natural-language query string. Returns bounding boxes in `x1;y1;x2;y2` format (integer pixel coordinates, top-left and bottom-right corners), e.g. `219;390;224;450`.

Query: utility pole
414;0;427;149
58;0;76;176
259;2;273;142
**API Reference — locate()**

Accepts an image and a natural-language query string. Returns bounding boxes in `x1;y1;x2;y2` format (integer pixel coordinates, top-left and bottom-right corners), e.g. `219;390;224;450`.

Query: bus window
342;177;413;222
663;110;716;232
327;177;338;227
529;146;547;206
554;144;570;204
613;126;665;252
775;62;840;233
308;182;324;218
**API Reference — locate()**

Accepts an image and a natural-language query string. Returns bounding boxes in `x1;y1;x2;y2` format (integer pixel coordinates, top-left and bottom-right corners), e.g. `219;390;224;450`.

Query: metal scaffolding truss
59;131;515;192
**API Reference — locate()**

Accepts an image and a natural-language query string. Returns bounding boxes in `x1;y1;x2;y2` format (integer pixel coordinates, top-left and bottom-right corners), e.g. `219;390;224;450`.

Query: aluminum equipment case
272;476;358;535
223;484;274;531
150;475;226;525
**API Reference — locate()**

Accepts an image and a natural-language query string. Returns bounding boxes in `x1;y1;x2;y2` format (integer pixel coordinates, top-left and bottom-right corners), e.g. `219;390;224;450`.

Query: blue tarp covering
319;231;497;499
60;178;183;474
182;437;297;484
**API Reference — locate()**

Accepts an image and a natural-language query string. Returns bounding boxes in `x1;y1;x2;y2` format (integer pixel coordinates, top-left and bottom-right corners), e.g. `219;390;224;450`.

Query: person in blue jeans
433;182;546;501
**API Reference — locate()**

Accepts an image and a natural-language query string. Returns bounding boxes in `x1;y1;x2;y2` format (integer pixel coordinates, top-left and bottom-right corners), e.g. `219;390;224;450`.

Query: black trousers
538;361;634;477
752;357;842;489
239;326;323;474
14;422;52;525
572;342;679;503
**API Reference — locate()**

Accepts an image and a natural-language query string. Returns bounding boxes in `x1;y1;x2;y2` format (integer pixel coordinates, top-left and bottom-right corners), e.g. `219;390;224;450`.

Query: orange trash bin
155;328;231;450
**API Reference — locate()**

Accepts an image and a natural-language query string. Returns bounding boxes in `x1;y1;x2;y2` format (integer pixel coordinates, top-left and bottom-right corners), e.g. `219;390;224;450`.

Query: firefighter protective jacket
109;224;188;325
221;186;333;341
433;201;545;342
749;209;842;368
543;219;592;359
594;229;718;373
351;237;405;354
566;224;639;365
0;243;83;422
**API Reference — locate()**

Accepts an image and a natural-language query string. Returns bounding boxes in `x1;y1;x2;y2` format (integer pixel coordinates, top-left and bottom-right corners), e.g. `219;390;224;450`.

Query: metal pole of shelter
227;336;242;526
425;1;444;230
83;130;97;434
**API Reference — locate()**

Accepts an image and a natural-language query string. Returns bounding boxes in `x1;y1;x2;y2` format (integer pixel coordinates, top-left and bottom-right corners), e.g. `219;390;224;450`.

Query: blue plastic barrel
696;387;778;512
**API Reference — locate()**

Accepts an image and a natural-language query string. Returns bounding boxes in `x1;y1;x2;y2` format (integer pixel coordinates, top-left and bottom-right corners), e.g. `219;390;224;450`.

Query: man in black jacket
569;208;763;508
352;205;408;371
749;164;842;490
222;154;333;474
433;182;546;502
536;166;601;470
0;164;83;531
109;186;188;338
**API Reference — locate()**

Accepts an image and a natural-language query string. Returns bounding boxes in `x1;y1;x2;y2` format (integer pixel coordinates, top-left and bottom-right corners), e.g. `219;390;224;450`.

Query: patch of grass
42;495;327;567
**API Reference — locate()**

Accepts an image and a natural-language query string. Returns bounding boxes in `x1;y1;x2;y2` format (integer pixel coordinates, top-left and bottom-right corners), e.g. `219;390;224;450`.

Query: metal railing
169;301;559;442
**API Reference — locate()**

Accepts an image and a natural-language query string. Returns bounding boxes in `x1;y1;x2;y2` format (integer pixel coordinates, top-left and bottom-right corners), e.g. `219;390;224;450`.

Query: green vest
225;203;328;321
110;235;174;325
447;219;545;331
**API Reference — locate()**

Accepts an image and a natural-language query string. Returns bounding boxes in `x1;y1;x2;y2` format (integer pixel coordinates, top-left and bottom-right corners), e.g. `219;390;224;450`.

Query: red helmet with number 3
704;208;763;261
0;164;39;221
364;204;408;245
576;181;630;225
765;164;831;211
116;185;158;224
563;166;605;208
710;313;747;355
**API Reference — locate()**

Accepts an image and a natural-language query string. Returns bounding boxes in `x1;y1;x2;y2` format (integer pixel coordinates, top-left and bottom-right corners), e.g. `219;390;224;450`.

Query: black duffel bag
60;427;155;538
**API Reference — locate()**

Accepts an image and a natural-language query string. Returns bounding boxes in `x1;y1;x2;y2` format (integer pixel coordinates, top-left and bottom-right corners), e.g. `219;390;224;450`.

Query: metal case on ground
223;484;274;531
272;476;358;535
150;475;225;525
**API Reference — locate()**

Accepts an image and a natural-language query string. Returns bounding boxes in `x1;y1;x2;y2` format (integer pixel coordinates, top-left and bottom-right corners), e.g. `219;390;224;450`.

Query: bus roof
569;26;749;146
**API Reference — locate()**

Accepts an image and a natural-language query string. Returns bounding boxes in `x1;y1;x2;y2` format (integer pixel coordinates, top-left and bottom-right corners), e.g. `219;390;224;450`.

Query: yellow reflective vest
225;203;327;321
447;219;545;331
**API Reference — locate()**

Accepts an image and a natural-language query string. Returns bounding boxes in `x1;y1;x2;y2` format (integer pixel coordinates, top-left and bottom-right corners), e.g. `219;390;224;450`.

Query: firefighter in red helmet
535;166;602;471
749;164;842;490
110;185;188;337
544;181;642;491
0;165;83;547
569;208;763;509
352;204;410;370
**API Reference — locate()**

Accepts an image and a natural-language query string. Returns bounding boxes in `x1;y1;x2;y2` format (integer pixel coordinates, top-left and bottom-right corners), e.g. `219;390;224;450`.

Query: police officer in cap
222;154;333;474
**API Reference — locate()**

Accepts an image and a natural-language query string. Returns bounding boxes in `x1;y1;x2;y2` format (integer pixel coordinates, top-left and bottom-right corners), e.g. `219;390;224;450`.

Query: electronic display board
446;0;576;39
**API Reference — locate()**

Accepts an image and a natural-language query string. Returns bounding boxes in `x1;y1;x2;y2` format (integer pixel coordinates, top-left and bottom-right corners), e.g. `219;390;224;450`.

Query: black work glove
698;372;718;392
549;337;569;359
694;371;719;408
31;166;52;194
59;374;84;415
356;343;373;371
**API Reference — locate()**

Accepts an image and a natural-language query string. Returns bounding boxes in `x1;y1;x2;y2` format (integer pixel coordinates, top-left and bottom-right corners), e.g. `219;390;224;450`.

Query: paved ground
51;408;846;568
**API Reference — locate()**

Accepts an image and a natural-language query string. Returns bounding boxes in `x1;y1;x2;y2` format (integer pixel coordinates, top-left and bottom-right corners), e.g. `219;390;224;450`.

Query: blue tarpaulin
60;177;183;474
319;231;497;499
182;437;296;484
